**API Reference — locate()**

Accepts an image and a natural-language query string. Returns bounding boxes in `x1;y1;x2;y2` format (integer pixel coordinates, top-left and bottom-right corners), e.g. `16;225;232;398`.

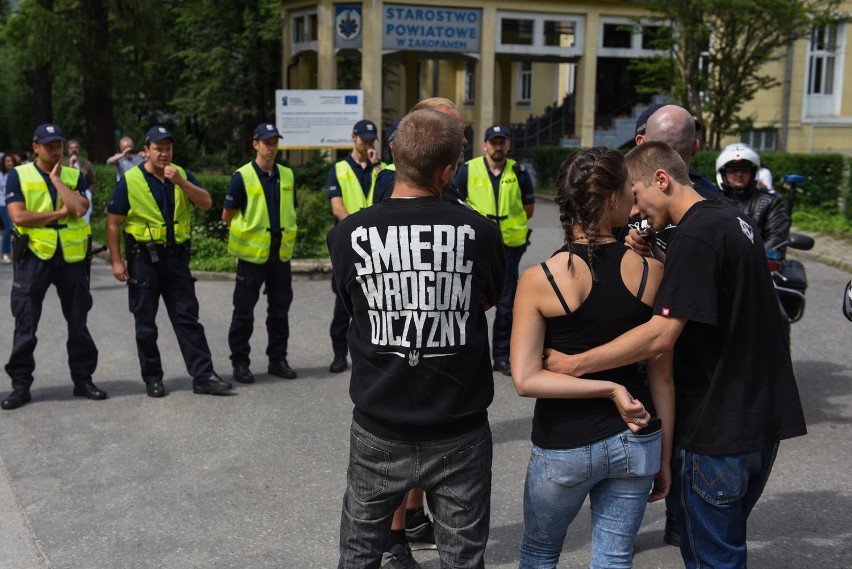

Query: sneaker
405;509;437;551
492;360;511;376
1;254;11;265
381;542;421;569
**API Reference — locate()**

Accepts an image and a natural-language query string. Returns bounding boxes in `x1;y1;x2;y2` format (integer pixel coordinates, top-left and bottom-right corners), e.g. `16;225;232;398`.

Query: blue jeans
519;429;661;569
671;444;779;569
338;420;492;569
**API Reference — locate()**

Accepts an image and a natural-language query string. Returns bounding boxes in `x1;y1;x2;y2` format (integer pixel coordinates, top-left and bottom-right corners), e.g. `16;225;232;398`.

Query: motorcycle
767;175;815;343
843;279;852;322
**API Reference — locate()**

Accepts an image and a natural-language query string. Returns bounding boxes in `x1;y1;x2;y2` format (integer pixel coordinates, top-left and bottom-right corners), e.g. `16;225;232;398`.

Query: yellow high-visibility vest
335;160;378;213
465;157;527;247
228;163;298;263
124;164;191;244
14;163;91;262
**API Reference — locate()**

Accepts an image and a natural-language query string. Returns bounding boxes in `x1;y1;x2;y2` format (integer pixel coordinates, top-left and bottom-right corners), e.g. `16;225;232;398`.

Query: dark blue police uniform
108;165;216;386
223;161;297;369
453;161;535;365
326;157;378;361
4;166;99;392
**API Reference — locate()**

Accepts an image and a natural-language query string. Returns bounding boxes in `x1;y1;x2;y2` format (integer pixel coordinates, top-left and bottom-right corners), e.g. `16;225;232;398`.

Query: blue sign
335;6;362;49
383;5;481;53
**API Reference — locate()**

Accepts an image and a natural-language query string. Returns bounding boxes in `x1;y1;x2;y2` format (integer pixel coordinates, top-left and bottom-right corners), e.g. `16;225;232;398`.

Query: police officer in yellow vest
453;125;535;376
222;123;298;384
106;126;233;399
2;124;104;410
326;119;383;373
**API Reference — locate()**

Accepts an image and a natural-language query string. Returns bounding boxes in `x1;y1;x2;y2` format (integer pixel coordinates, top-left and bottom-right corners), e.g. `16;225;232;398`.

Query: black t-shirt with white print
654;198;807;455
327;196;506;442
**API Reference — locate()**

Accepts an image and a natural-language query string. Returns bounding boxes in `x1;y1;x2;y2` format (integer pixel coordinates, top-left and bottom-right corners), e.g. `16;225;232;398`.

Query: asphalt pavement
0;198;850;568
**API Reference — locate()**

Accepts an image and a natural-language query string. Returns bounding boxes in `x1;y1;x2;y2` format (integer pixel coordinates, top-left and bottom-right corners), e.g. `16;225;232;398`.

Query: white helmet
716;143;760;195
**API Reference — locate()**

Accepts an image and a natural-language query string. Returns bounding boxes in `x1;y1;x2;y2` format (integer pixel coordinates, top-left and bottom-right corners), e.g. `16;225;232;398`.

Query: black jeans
338;420;493;569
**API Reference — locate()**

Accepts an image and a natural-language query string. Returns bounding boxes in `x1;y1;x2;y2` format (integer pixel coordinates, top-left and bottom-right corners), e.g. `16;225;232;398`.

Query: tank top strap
540;262;571;315
636;255;649;300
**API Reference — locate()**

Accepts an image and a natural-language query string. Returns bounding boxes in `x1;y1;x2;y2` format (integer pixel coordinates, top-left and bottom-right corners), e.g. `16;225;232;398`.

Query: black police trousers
228;256;293;367
330;277;349;359
5;252;98;390
127;252;214;384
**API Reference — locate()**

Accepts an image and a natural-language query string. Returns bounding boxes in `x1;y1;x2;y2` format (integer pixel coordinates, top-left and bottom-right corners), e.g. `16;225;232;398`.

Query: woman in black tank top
510;148;674;568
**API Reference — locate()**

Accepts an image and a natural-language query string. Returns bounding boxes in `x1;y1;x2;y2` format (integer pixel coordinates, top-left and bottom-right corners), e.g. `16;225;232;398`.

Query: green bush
692;151;845;213
531;147;578;189
295;187;334;259
189;233;234;272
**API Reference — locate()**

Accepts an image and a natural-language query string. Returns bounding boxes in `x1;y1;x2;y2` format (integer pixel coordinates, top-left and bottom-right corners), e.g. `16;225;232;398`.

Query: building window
598;17;667;57
464;61;476;105
496;11;584;56
805;22;844;117
602;23;632;48
501;18;534;46
291;8;318;55
741;129;777;151
517;62;532;105
808;24;838;95
543;20;576;48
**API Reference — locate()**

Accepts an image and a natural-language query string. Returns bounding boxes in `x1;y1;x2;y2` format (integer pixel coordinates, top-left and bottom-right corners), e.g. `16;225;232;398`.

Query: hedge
533;146;850;217
88;160;334;266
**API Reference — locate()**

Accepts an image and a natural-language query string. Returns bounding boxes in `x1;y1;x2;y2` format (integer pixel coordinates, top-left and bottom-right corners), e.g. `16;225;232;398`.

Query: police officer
2;124;104;410
105;126;232;398
453;125;535;376
222;123;298;383
326;119;382;373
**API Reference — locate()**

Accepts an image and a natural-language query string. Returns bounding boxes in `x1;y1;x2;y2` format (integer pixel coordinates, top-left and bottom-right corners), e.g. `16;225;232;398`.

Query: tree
633;0;842;149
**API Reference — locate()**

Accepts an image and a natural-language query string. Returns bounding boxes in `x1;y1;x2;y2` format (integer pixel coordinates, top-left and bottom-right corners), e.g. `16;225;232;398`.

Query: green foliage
692;150;845;212
286;151;332;193
531;147;579;189
189;233;234;272
632;0;842;149
792;208;852;239
294;187;334;259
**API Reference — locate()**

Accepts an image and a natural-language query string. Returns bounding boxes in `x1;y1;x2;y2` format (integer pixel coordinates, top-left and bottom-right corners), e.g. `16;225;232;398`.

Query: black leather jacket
725;189;790;250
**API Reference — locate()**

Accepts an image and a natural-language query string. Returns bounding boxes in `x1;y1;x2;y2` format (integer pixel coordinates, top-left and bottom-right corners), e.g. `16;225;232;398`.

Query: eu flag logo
345;96;358;104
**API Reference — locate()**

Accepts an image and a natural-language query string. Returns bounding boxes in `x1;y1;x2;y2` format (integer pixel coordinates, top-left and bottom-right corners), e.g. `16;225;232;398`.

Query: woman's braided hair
554;147;627;278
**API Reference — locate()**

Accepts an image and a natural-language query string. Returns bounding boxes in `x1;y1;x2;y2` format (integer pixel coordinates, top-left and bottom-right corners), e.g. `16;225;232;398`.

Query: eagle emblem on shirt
737;217;754;244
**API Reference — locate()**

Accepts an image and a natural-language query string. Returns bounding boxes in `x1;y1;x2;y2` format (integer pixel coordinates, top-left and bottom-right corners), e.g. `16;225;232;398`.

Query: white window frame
598;16;667;58
517;62;533;105
804;21;845;118
291;8;318;56
496;11;584;56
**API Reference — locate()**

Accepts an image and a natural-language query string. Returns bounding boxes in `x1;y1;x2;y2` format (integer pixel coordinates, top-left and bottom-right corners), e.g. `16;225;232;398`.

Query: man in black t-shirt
544;142;806;568
328;110;505;569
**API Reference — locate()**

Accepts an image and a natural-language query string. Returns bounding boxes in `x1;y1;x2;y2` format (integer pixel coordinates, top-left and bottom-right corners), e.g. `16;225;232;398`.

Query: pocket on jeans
540;446;592;488
691;452;749;505
441;432;493;510
347;433;390;501
622;430;662;478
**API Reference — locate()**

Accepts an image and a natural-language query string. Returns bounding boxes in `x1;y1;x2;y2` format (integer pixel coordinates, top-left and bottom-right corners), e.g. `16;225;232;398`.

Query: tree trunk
32;0;55;125
80;0;116;163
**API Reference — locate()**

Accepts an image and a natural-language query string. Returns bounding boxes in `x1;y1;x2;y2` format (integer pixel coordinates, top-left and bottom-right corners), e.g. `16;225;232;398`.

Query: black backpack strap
541;262;571;315
636;255;649;301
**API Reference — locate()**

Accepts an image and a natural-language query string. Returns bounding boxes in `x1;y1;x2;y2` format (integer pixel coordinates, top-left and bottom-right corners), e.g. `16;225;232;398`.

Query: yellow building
282;0;852;156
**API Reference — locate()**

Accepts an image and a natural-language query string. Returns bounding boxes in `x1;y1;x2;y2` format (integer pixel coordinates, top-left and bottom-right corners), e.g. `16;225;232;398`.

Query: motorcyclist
716;143;790;250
